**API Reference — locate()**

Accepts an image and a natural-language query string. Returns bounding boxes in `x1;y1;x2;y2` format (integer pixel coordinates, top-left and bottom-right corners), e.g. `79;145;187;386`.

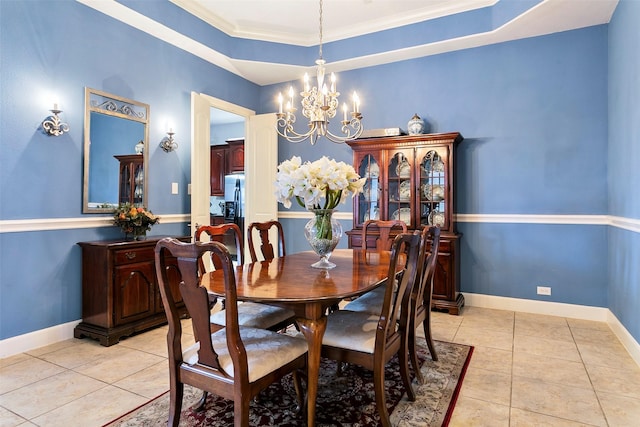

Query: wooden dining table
201;248;397;427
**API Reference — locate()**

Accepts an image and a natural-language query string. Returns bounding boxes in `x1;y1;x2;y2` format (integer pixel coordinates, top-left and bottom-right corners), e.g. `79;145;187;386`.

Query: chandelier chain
318;0;323;59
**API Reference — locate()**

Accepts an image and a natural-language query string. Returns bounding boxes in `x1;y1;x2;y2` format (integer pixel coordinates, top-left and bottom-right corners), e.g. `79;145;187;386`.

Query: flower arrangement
113;203;159;239
274;156;366;210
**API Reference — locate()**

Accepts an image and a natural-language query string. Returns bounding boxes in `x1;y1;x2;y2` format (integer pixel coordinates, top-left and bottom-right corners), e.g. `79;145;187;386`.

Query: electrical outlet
537;286;551;296
171;182;179;194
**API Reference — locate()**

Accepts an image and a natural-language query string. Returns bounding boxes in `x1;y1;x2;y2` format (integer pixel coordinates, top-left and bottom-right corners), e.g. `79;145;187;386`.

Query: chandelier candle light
275;156;365;268
276;0;363;144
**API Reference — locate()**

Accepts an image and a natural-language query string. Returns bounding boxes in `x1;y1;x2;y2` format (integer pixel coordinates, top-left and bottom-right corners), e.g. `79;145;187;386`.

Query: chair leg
292;369;305;414
408;326;424;385
373;367;391;427
423;317;438;362
234;395;251;427
399;345;416;402
193;390;208;412
168;382;184;427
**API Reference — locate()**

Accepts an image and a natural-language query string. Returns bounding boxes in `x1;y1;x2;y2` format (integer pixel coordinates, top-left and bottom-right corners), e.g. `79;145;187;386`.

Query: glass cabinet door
418;147;448;229
356;153;381;225
386;150;413;227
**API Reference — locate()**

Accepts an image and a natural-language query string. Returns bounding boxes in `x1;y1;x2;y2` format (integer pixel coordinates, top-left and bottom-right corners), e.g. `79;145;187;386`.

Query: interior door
190;92;211;239
245;113;278;255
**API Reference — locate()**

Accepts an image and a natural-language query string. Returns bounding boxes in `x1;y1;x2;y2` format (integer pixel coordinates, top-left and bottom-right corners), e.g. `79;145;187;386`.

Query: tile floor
1;306;639;426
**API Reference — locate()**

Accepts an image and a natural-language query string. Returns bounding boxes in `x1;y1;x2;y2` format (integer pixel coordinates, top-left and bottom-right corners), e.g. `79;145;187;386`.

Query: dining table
201;248;399;427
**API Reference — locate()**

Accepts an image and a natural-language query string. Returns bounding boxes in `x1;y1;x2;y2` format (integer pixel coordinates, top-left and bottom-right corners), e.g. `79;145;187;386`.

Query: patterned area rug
105;340;472;427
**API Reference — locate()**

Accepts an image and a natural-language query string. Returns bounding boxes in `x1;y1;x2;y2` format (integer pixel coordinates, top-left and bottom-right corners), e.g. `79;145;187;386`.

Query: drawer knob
125;251;137;260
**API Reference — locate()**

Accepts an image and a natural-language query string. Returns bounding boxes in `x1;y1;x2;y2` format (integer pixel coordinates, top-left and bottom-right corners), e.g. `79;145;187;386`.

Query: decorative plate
396;160;411;178
423;184;445;201
365;163;380;178
428;211;445;227
398;180;411;201
364;207;380;221
392;208;411;225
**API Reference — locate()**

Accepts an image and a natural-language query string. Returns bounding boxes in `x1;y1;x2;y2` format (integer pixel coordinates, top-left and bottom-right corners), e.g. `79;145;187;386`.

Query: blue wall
0;0;638;344
607;0;640;341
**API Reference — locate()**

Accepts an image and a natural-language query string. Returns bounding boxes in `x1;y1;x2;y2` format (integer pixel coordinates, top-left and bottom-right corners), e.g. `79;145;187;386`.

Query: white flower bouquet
274;156;366;210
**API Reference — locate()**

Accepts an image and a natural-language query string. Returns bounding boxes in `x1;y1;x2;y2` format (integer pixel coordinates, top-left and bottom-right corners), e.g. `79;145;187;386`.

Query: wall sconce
160;129;178;152
41;104;69;136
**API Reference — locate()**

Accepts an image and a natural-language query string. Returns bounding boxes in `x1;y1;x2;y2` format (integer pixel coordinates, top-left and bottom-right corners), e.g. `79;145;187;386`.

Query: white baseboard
465;293;640;367
0;320;81;358
2;295;639;368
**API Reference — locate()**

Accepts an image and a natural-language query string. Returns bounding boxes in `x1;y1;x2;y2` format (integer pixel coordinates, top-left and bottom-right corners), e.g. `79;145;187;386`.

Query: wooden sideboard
74;236;189;346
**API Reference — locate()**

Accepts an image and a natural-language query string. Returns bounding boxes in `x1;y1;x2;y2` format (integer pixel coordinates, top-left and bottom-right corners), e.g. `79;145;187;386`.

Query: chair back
361;219;408;251
247;220;286;262
154;238;248;379
413;226;441;319
378;231;425;348
195;223;244;274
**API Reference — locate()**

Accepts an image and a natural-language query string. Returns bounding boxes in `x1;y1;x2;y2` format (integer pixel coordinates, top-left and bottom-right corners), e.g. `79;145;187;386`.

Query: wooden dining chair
247;220;286;262
361;219;407;250
154;238;307;427
341;219;409;314
194;224;295;332
408;226;441;384
321;232;425;427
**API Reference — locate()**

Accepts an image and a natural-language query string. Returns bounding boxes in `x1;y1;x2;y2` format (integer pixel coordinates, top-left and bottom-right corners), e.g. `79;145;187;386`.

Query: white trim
0;320;81;358
464;293;640;367
1;214;636;233
0;214;189;234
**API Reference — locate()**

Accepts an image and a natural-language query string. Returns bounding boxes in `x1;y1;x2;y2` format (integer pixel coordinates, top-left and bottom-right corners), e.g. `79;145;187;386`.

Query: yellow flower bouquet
113;203;159;240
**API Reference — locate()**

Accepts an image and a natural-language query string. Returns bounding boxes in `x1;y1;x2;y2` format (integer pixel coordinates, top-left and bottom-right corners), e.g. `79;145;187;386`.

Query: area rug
105;339;472;427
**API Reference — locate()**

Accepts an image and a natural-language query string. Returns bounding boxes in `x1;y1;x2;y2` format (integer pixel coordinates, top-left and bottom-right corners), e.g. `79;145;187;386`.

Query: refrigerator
224;174;245;231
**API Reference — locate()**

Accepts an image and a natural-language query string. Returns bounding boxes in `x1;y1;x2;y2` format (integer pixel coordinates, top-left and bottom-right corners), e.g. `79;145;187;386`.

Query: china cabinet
74;237;189;346
346;132;464;314
114;154;144;206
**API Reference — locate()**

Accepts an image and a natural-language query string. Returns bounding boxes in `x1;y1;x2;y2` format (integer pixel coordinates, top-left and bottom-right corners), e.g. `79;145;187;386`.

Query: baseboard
464;293;640;367
0;320;81;358
3;296;639;368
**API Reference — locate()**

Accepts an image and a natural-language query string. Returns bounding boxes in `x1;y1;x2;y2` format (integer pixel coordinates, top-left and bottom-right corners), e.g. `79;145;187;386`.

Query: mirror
83;88;149;213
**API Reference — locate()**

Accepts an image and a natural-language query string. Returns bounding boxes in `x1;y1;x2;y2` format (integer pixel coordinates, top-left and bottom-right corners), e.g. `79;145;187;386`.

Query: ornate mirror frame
82;87;150;213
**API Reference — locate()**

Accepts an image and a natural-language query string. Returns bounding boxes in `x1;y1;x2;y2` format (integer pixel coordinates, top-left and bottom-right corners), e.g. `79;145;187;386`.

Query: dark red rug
105;339;472;426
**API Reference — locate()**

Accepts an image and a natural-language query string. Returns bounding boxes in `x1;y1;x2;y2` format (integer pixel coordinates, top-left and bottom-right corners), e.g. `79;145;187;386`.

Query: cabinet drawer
114;247;154;265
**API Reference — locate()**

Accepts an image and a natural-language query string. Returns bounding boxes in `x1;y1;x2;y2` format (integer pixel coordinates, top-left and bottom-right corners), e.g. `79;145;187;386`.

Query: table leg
295;315;327;427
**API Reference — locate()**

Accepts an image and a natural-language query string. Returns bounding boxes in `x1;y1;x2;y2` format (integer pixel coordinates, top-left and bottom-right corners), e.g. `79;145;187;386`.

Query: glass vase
304;209;342;269
132;227;147;241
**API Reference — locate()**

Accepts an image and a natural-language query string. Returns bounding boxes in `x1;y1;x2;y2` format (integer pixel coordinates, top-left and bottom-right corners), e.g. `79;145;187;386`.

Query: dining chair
194;224;295;332
321;232;425;427
408;226;441;384
247;220;286;262
361;219;407;250
341;219;408;313
154;238;307;427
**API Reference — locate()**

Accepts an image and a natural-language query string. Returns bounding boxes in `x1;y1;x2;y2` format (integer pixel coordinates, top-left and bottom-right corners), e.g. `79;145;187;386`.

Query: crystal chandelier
276;0;363;144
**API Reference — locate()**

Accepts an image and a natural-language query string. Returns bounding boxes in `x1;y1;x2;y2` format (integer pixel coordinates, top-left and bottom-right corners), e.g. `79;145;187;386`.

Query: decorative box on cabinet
346;132;464;314
210;145;227;196
114;154;144;206
74;237;189;346
226;138;244;173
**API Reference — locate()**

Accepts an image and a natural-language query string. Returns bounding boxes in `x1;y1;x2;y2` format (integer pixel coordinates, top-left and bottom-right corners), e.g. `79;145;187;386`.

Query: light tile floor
1;307;639;426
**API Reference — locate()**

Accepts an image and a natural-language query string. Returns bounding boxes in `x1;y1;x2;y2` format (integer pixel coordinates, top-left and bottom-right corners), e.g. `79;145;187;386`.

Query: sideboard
74;236;189;346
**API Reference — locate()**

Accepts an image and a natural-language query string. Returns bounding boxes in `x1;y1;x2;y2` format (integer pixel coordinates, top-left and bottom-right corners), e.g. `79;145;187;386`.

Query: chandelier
276;0;363;144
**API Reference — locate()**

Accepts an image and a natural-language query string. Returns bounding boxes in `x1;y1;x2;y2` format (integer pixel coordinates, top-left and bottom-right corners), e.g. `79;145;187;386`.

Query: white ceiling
80;0;618;86
170;0;497;45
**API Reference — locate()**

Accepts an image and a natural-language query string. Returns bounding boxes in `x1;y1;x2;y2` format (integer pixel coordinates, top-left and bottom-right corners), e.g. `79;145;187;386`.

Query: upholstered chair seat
183;326;307;382
209;302;295;330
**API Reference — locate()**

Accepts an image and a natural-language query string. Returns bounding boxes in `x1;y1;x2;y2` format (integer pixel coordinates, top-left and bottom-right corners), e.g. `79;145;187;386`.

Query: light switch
171;182;179;194
187;183;192;195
